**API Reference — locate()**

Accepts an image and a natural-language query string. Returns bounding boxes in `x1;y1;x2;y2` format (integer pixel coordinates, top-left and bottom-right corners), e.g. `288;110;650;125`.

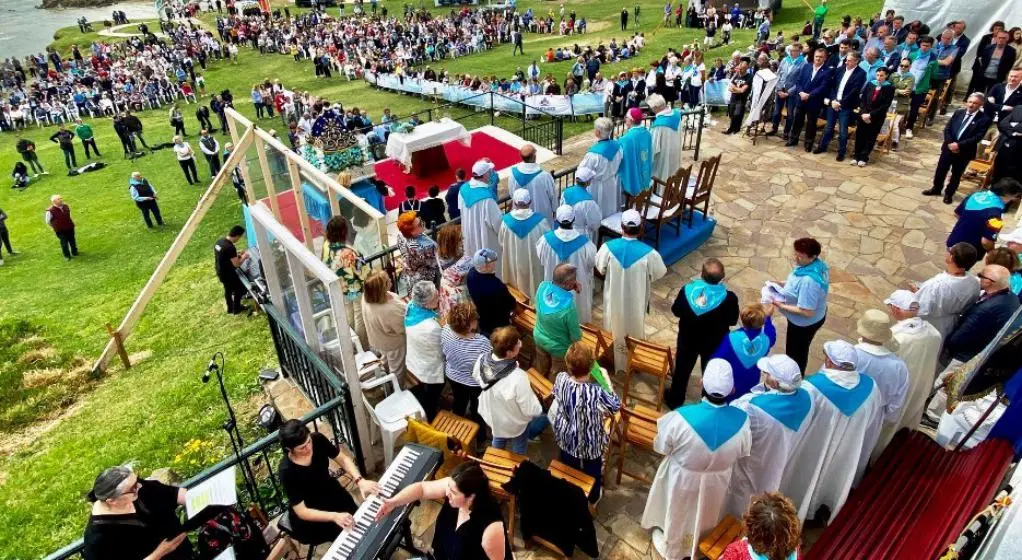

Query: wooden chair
477;447;528;548
507;284;530;306
622;336;674;409
698;515;744;560
513;302;538;367
684;154;721;227
614;404;664;485
874;111;898;155
963;130;999;190
527;367;553;400
580;322;614;368
431;410;479;452
405;416;468;479
528;461;598;557
597;187;653;246
644;165;687;249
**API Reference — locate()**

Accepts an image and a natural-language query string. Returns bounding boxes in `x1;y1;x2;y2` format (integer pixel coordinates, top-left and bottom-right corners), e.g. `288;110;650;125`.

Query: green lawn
0;0;881;556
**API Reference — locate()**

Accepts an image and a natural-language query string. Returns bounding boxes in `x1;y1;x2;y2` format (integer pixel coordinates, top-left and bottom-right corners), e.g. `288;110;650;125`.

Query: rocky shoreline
39;0;121;9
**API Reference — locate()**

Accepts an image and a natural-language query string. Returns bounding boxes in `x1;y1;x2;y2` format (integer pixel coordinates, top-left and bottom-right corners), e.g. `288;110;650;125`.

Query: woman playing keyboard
375;462;512;559
279;420;380;545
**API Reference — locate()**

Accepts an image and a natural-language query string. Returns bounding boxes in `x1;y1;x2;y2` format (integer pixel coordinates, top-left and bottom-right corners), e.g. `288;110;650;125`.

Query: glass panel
297;168;388;260
243;136;270;204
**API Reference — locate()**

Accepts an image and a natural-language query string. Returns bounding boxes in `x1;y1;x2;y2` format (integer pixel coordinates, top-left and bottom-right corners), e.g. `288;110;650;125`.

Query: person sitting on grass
11;162;30;190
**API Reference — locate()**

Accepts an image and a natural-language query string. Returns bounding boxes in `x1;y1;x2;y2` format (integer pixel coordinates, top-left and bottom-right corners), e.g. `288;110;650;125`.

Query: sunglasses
977;273;993;281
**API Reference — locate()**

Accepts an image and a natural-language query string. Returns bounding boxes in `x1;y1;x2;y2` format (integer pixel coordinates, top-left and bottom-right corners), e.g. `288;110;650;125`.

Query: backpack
195;506;269;560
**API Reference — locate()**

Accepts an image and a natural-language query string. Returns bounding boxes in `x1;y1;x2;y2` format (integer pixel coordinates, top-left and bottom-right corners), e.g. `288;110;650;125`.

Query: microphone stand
204;352;259;505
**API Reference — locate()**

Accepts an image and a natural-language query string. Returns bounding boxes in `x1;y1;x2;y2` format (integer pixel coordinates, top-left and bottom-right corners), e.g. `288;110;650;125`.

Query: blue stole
562;184;594;206
502;212;544;239
587;138;620;160
460;185;496;209
617;126;653;196
651;109;681;131
606;238;654;269
727;328;770;369
511;167;542;188
543;231;589;262
964;191;1006;212
536;281;574;314
792;258;830;293
750;389;812;432
677;401;748;452
488;172;499;198
404;303;438;327
747;542;798;560
807;372;875;417
683;279;728;316
1010;271;1022;296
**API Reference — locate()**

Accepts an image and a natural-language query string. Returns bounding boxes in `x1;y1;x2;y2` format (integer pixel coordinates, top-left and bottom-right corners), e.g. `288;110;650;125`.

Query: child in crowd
419;185;447;230
399;185;421;214
445;168;466;221
11;162;29;190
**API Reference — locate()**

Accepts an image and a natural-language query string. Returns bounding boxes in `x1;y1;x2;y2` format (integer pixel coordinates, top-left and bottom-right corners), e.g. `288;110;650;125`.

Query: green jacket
74;123;94;140
532;282;582;358
911;55;938;95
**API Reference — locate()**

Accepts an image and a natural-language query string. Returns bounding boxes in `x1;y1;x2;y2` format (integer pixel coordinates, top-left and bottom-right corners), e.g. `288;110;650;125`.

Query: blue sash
748;542;798;560
606;238;654;269
587;138;620;160
1010;271;1022;296
488;172;499;198
460;185;496;209
562;185;594;206
792;258;830;293
618;126;653;196
728;329;770;369
807;372;875;417
502;212;545;239
404;302;438;327
543;231;589;262
677;402;748;452
651;109;681;131
683;279;728;316
511;167;542;188
536;281;573;314
750;389;812;432
964;191;1006;212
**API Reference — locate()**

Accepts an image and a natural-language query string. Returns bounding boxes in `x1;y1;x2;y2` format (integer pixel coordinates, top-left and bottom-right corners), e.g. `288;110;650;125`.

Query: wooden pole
104;323;131;370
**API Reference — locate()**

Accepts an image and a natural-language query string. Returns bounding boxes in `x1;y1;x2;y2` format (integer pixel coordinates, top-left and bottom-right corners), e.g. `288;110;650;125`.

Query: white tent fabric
881;0;1022;86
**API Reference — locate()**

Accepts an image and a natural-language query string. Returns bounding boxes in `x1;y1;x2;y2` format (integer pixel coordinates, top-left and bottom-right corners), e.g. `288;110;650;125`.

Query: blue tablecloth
302;179;385;225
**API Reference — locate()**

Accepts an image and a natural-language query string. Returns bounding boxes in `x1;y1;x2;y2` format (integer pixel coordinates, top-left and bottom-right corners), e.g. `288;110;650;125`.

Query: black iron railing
610;107;706;160
44;395;351;560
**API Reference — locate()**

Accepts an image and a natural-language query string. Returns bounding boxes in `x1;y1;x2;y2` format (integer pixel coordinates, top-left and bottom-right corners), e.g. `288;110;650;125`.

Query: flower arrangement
173;438;223;475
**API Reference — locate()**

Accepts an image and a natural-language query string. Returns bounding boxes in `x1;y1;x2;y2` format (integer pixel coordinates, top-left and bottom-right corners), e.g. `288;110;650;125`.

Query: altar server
780;340;884;523
642;359;752;560
853;309;909;440
647;93;683;181
596;209;667;370
460;159;502;276
506;144;557;226
536;205;597;324
577;117;623;218
559;167;603;241
711;304;778;401
499;189;551;298
617;107;653;197
725;354;814;520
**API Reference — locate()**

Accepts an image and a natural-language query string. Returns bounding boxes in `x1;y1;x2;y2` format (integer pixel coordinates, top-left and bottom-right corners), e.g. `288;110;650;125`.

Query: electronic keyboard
322;443;442;560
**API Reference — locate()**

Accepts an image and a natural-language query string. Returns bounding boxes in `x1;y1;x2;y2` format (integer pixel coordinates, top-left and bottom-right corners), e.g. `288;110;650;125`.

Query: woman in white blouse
171;135;199;185
405;281;445;420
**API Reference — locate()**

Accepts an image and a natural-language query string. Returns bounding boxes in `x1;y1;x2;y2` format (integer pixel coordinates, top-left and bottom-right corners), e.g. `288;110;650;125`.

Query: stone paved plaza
273;111;1018;560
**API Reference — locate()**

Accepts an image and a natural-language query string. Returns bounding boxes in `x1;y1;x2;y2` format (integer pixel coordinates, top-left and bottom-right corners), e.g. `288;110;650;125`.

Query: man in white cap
642;358;751;560
536;205;597;323
853;309;909;449
577;116;623;217
559;166;603;241
647;93;684;180
596;208;666;369
725;353;815;519
506;144;557;226
780;340;884;523
460;159;503;276
499;188;551;298
873;290;942;457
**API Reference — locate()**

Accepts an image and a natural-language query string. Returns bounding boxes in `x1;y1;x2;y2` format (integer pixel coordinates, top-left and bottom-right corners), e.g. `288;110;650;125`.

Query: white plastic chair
360;373;425;467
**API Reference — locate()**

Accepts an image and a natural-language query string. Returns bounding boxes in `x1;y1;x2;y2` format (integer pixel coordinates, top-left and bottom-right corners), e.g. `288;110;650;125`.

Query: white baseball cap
472;159;495;177
512;188;532;206
823;340;858;370
555;204;575;223
702;359;734;397
574;166;596;183
757;354;802;386
884;289;920;311
621;209;642;227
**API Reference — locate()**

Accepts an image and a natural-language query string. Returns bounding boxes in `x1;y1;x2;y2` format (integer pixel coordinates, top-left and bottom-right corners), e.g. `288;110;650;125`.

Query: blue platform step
641;211;716;267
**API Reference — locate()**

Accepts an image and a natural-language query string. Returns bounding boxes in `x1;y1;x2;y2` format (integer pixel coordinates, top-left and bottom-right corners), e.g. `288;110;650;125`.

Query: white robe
498;209;551;299
535;228;596;324
560;189;603;243
641;403;752;560
651;109;683;181
936;392;1007;449
459;178;503;277
595;238;667;370
725;387;815;519
854;342;909;425
578;143;623;218
506;162;558;227
779;368;885;522
873;318;943;457
915;272;981;341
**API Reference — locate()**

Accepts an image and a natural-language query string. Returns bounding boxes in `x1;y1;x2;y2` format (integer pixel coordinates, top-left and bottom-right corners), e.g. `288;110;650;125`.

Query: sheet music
185;466;237;518
761;281;786;304
213;548;236;560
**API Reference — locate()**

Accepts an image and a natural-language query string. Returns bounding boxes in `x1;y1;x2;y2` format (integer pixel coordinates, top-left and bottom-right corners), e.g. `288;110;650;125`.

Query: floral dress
322;241;367;300
397;234;440;295
438;255;473;318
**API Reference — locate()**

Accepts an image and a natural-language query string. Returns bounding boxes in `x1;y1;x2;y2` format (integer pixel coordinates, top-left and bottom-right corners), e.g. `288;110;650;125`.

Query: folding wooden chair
699;515;744;560
614;404;664;485
507;284;530;306
476;447;528;549
580;323;614;368
684;154;721;227
622;336;674;409
643;165;687;249
512;302;538;367
963;130;999;190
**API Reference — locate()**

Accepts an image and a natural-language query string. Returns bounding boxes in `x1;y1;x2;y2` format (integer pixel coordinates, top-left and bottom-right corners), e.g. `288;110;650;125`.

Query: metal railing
44;395;351;560
610;107;707;161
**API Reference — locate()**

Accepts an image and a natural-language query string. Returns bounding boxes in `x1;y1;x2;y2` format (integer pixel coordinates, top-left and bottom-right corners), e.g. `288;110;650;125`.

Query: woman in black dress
82;465;191;560
278;420;379;544
376;462;512;560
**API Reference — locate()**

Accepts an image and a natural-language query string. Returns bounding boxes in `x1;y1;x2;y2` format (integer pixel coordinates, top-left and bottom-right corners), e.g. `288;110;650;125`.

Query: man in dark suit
625;67;646;109
948;21;971;97
852;66;895;166
967;31;1017;98
825;39;851;70
944;264;1020;365
985;67;1022;124
993;105;1022;182
923;93;993;204
814;52;866;161
786;48;833;151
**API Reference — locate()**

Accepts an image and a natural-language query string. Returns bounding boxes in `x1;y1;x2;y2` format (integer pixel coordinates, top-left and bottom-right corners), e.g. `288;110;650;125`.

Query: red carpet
258;190;323;243
374;131;522;211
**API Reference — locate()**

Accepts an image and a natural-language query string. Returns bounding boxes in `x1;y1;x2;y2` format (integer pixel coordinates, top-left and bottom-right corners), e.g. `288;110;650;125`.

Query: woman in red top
720;492;801;560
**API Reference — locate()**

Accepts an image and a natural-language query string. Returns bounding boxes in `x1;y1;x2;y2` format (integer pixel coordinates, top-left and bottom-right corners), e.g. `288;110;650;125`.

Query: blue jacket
945;291;1020;362
827;66;867;110
792;64;833;110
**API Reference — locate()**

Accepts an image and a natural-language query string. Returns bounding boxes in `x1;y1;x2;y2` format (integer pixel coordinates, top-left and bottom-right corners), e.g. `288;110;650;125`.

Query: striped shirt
440;327;491;387
552;372;621;460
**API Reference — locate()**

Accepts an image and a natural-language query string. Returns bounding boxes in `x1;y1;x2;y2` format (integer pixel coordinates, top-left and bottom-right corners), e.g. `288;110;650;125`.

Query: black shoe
784;140;797;147
812;147;824;154
836;154;845;162
943;194;954;205
921;188;942;196
804;144;813;152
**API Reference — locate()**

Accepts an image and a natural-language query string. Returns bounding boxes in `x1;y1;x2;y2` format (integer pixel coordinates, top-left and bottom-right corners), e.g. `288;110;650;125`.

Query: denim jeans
817;106;854;155
491;415;550;455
